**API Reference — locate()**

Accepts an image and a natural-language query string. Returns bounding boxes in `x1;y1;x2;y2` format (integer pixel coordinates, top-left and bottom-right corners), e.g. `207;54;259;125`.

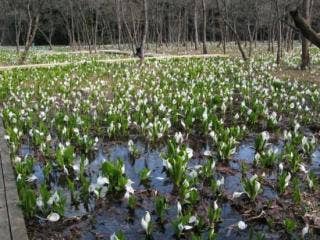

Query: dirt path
0;54;228;71
36;49;132;56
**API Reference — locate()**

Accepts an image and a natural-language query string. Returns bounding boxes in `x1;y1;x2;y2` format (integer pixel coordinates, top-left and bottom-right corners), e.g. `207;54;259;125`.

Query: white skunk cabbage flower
233;191;244;199
186;147;193;159
177;201;182;216
141;211;151;233
97;176;109;186
47;212;60;222
237;220;247;230
174;132;184;144
299;164;308;174
279;162;284;173
261;131;270;141
302;224;309;237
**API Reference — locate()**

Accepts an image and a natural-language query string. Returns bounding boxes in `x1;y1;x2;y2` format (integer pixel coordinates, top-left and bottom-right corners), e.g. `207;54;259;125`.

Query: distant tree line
0;0;319;67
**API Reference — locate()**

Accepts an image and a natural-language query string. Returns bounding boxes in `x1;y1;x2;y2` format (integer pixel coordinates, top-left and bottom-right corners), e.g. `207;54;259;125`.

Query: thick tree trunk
290;9;320;48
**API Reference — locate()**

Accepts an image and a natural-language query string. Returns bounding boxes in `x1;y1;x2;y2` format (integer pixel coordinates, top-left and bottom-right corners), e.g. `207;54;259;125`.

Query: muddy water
23;138;320;239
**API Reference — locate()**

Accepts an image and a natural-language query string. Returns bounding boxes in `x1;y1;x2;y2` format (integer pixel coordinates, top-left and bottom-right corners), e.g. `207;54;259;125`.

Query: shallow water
22;137;319;239
234;142;255;166
78;200;176;240
311;148;320;176
20;143;33;158
224;174;242;193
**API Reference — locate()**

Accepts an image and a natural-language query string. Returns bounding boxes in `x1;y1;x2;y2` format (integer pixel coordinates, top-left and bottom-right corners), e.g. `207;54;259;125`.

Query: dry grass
273;65;320;84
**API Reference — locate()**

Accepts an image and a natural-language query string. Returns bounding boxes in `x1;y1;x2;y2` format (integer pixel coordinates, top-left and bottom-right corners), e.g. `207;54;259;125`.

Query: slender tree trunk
177;9;182;47
287;28;292;52
19;15;40;64
76;20;82;49
271;22;275;53
115;0;122;49
19;2;42;64
77;3;92;53
128;2;138;47
69;0;76;48
0;31;4;46
202;0;208;54
247;22;254;58
268;23;272;52
39;28;53;50
93;9;99;52
274;0;282;65
139;0;148;60
301;0;311;70
120;1;135;54
194;0;199;50
224;19;248;61
14;10;22;53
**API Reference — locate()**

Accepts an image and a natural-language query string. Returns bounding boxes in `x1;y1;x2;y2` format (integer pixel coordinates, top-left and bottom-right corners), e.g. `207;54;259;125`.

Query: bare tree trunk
202;0;208;54
70;0;76;48
0;30;4;46
177;8;182;48
77;2;92;53
194;0;199;50
247;22;254;58
301;0;311;70
224;19;248;61
128;2;138;48
115;0;122;49
39;28;53;50
290;9;320;49
14;10;22;53
139;0;148;61
274;0;282;65
76;20;82;49
268;22;272;52
271;22;275;53
215;0;225;53
254;23;258;47
19;1;42;64
184;7;188;50
120;2;135;54
93;8;99;52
